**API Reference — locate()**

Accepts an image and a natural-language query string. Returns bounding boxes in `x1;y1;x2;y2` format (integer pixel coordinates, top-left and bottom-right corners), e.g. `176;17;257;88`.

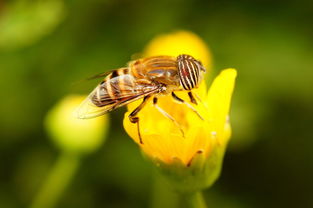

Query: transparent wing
76;74;161;119
86;71;112;80
75;87;115;119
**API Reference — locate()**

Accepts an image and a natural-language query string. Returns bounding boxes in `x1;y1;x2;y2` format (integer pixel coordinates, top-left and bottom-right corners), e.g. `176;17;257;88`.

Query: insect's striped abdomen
177;54;202;90
91;67;134;107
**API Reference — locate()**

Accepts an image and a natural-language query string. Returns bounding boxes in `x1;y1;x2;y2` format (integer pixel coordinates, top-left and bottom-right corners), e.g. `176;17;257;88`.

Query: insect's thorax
129;56;181;87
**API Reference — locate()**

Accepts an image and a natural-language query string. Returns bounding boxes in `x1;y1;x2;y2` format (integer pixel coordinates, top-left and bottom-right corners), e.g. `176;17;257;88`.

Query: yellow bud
143;30;212;70
45;95;109;154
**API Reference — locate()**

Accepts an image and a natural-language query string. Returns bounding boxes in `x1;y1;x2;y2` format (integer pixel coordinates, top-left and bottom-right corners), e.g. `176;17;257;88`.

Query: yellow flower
124;68;235;163
45;95;109;154
123;31;237;192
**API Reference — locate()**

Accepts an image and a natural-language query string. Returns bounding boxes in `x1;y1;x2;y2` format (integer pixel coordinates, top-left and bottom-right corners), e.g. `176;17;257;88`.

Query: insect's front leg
129;95;151;144
153;97;185;138
171;92;204;120
188;91;197;105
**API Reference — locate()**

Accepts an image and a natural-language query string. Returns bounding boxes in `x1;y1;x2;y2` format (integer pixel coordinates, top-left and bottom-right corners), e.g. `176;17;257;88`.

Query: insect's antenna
198;63;206;72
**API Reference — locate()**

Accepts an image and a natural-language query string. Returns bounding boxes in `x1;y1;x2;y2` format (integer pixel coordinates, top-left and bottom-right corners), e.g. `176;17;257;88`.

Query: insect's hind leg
172;92;204;120
129;95;151;144
153;97;185;138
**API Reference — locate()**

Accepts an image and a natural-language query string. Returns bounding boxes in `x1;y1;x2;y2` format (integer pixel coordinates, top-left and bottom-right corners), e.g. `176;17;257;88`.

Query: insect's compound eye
177;55;201;90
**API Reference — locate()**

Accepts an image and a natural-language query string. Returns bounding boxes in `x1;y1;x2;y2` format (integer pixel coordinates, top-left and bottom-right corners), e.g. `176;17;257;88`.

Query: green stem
151;172;207;208
180;191;207;208
150;172;179;208
30;152;80;208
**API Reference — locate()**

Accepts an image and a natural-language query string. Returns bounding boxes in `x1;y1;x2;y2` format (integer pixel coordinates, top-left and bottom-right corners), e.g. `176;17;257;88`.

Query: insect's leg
153;97;185;138
171;92;204;120
191;92;210;112
129;96;151;144
188;91;197;105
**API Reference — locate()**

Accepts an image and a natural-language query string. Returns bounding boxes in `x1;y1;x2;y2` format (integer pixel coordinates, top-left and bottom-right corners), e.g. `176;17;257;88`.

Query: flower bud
45;95;109;154
144;30;212;70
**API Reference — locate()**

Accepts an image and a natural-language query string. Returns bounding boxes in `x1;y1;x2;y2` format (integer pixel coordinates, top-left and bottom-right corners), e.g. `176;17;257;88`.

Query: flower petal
206;68;237;144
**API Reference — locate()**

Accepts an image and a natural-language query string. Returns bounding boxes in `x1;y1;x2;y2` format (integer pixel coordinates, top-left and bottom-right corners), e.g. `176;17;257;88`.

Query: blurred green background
1;0;313;207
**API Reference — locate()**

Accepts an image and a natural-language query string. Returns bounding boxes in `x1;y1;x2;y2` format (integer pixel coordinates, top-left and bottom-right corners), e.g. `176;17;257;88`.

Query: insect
77;54;206;144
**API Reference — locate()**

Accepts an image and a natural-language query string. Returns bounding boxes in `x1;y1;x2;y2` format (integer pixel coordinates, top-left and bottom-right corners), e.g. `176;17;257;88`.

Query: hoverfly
77;54;206;143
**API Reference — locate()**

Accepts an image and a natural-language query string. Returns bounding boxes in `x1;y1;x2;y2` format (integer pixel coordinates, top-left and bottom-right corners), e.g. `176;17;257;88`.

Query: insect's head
177;54;206;90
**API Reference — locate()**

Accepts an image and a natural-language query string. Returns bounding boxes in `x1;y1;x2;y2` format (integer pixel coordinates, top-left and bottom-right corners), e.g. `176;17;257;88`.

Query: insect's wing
76;74;161;119
86;71;112;80
75;87;115;119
